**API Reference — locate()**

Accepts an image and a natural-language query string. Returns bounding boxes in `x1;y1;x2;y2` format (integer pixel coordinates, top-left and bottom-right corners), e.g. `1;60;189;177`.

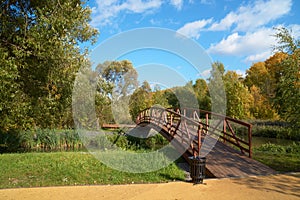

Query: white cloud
244;51;272;63
209;0;292;31
288;24;300;39
149;18;161;25
176;19;212;39
200;0;215;5
209;12;237;31
199;69;211;79
91;0;196;27
235;69;246;77
208;28;276;56
91;0;163;27
170;0;184;10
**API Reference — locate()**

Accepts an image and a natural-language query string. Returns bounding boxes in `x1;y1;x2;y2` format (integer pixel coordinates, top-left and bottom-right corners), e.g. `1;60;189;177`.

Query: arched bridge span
136;106;275;178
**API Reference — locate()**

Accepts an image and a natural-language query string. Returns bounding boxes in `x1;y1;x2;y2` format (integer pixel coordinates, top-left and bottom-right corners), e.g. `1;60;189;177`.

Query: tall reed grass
0;129;169;153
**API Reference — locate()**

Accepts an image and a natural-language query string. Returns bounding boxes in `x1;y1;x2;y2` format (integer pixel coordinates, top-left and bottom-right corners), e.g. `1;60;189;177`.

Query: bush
108;133;169;151
249;120;299;140
0;129;84;153
255;142;300;154
0;129;170;153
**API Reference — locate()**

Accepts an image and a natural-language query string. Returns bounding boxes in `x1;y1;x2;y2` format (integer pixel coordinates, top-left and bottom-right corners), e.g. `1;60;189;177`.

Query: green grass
253;143;300;172
0;152;185;189
254;152;300;172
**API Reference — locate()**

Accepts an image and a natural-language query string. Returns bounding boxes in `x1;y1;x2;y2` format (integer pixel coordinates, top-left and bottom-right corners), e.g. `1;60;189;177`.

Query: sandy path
0;173;299;200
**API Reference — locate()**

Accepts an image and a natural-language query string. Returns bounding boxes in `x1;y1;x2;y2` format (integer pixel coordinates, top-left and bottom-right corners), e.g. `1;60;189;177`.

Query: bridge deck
143;123;276;178
136;106;277;179
192;141;276;178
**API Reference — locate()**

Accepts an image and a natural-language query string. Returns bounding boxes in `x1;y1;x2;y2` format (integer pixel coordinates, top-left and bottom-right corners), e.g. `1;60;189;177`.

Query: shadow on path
233;173;300;198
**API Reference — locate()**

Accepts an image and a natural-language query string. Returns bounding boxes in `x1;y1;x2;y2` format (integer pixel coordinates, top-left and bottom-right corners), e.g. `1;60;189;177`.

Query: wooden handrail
136;106;252;158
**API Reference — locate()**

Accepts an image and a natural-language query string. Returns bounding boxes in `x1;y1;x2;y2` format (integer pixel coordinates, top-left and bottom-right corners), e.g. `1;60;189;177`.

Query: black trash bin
189;156;206;184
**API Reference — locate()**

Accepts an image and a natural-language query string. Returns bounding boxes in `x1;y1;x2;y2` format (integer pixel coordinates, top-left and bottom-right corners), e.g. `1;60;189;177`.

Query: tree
96;60;138;98
249;86;278;119
0;0;98;131
72;64;99;129
244;62;270;94
244;53;288;120
208;61;226;114
264;52;288;98
193;78;211;111
129;81;152;121
223;71;253;119
272;27;300;128
95;60;138;124
162;83;198;111
151;85;170;108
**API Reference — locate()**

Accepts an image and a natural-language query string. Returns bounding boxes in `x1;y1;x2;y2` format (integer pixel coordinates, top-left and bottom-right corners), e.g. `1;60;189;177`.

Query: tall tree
151;85;170;108
129;81;152;121
244;53;288;120
224;71;253;119
249;85;278;119
244;62;270;95
193;78;211;111
96;60;138;124
272;27;300;128
208;61;226;114
96;60;138;98
0;0;98;131
264;52;288;98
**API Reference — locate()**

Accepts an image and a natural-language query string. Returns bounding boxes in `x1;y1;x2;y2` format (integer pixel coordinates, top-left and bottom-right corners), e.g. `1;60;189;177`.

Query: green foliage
254;142;300;172
151;87;171;108
0;0;98;132
0;128;170;153
254;152;300;172
193;79;211;110
129;81;152;121
95;60;138;124
224;71;253;119
164;83;198;109
208;62;226;114
244;62;270;92
73;65;102;129
96;60;138;98
250;120;300;140
255;142;300;154
111;131;169;151
249;86;279;119
272;27;300;129
0;129;84;153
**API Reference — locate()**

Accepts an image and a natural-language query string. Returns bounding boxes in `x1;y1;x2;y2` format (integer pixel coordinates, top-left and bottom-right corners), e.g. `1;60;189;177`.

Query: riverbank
1;173;299;200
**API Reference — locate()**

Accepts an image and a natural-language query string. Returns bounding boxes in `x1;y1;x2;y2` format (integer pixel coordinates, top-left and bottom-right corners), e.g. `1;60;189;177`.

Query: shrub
255;142;300;154
249;120;299;140
0;128;170;153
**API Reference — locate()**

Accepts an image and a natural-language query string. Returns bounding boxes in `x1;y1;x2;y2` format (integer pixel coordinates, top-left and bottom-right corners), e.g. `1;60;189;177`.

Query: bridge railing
178;108;252;158
136;106;204;157
136;106;252;158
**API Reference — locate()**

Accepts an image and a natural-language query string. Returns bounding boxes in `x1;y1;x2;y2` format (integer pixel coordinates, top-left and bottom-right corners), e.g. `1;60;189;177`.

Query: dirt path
0;173;299;200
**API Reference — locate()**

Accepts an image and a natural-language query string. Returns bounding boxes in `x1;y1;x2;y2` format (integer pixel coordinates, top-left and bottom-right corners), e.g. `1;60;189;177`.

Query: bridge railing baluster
136;106;252;158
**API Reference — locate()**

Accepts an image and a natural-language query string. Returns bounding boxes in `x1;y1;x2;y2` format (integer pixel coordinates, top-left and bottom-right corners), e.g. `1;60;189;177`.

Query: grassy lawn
1;141;299;189
0;152;185;189
253;142;300;172
254;151;300;172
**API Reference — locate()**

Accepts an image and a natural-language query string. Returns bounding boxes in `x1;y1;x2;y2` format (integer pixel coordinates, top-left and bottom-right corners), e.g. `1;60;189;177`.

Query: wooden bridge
135;106;276;178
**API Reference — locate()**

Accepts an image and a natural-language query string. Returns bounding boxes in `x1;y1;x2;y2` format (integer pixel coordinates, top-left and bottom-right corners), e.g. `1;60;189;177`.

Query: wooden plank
137;108;274;179
205;141;276;178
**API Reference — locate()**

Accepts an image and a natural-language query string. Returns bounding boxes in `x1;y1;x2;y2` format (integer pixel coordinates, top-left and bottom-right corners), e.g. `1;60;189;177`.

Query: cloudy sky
86;0;300;83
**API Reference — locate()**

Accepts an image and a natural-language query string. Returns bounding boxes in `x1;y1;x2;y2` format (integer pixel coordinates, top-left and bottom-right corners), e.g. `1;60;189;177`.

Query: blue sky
85;0;300;86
